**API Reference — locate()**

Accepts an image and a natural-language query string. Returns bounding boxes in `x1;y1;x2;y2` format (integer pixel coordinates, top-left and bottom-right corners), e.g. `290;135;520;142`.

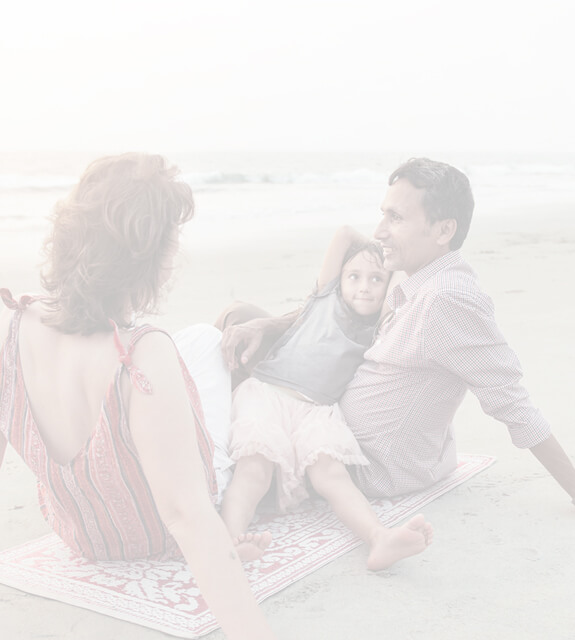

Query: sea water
1;150;574;325
1;150;574;243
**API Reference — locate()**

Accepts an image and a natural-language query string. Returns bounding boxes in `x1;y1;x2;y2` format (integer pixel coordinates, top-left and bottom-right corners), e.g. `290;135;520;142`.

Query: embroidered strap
0;289;42;444
110;320;153;395
0;288;37;311
109;320;218;500
0;289;42;374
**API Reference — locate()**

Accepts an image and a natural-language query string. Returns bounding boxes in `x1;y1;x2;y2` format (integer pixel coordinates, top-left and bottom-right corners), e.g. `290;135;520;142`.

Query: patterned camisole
0;289;217;561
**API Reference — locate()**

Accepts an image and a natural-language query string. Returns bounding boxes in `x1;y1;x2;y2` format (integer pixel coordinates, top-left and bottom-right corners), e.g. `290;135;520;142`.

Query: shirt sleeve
425;290;551;448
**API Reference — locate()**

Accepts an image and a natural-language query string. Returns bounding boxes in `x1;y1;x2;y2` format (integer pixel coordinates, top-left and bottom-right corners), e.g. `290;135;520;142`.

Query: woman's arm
317;225;370;290
129;331;277;640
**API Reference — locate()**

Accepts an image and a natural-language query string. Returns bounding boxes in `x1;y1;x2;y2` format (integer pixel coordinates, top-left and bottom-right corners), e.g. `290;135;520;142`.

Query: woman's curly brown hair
41;153;194;334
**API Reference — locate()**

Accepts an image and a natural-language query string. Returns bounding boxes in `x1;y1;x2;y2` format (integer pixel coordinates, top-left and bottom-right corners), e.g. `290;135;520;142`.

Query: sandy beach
1;188;574;640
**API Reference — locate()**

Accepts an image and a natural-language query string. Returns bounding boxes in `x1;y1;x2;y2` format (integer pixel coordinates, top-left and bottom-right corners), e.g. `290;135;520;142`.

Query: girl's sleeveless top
0;289;218;561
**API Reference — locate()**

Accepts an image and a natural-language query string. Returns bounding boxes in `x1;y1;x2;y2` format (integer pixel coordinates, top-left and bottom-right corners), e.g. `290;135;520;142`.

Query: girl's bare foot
366;514;433;572
234;530;273;562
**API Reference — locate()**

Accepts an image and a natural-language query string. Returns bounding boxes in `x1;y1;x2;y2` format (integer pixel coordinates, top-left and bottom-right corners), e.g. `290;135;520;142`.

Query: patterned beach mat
0;453;494;638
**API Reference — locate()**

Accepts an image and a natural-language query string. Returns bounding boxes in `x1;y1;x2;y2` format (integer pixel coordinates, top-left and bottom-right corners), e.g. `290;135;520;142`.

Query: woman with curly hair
0;153;276;640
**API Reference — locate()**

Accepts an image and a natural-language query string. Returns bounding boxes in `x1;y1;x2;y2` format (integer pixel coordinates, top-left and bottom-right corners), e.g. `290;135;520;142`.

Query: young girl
221;227;433;570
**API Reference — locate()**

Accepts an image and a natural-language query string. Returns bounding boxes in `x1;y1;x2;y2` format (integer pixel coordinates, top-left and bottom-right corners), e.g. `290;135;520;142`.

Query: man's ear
436;219;457;246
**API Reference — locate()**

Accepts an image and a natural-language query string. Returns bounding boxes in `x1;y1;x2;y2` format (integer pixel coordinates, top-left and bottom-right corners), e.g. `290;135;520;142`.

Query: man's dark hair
388;158;474;250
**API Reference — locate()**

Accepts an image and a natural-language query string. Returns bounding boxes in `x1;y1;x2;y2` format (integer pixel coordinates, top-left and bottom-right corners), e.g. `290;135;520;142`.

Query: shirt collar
386;250;463;311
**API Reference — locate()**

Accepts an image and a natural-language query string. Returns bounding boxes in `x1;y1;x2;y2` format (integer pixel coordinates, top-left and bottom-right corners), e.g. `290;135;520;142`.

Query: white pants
172;324;233;504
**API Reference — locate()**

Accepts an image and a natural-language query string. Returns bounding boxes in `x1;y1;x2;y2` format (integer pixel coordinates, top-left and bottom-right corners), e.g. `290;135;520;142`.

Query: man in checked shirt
220;157;575;505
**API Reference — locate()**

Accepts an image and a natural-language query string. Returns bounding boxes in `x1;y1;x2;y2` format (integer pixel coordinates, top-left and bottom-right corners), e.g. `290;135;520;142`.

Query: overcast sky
1;0;574;153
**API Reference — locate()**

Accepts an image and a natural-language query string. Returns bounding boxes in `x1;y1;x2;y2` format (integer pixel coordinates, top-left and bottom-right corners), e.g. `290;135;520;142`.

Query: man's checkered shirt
339;250;551;498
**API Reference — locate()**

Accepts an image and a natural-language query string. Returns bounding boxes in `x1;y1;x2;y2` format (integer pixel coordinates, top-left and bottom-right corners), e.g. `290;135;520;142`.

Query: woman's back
2;300;121;465
0;292;214;561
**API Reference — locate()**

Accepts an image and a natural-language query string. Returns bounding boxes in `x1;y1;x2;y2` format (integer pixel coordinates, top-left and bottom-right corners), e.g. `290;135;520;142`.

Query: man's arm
220;226;372;373
427;291;575;504
530;435;575;503
220;309;299;373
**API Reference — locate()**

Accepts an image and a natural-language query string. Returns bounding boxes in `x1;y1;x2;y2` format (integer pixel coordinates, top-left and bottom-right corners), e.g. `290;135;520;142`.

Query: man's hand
221;320;266;372
530;435;575;505
219;308;300;378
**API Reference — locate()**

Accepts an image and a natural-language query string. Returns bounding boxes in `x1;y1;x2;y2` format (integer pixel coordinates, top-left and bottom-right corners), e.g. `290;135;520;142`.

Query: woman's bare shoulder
128;328;182;377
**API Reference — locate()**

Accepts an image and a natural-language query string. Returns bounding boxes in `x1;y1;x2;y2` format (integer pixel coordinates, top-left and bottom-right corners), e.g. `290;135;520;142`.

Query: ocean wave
1;162;573;193
182;168;392;186
0;168;396;191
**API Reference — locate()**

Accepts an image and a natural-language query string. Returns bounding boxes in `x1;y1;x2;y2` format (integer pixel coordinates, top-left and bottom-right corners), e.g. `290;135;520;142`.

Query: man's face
374;178;448;276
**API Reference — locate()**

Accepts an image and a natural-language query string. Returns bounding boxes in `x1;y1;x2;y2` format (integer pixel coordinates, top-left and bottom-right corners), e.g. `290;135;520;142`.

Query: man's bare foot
234;531;273;562
366;514;433;572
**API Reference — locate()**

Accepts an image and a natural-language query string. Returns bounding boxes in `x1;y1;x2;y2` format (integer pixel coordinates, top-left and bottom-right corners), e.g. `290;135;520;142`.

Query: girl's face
340;250;388;316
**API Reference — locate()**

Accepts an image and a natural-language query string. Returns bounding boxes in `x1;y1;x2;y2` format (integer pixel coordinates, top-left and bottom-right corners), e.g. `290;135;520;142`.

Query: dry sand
1;201;574;639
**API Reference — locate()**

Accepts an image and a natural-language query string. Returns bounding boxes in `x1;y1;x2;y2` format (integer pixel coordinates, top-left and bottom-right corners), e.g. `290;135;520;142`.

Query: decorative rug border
0;453;495;638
